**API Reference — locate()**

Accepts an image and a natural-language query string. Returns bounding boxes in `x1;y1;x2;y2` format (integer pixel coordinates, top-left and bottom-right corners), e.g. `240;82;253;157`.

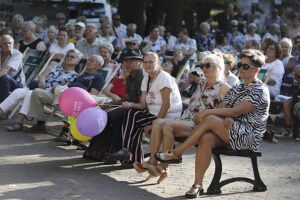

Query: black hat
123;49;143;60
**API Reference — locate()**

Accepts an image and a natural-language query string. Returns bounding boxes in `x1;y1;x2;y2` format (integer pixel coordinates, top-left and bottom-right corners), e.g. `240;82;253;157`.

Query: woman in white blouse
109;52;182;165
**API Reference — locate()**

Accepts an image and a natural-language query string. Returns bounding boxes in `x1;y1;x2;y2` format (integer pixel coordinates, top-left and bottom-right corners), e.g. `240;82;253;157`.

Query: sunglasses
200;63;213;69
237;63;256;70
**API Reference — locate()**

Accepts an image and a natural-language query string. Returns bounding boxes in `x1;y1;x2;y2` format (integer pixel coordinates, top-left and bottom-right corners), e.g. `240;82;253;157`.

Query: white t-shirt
49;42;75;54
262;59;285;97
141;71;182;119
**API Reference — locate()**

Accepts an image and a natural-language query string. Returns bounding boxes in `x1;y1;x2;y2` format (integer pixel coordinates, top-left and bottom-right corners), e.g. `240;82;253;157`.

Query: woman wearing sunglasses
155;49;270;198
133;53;230;183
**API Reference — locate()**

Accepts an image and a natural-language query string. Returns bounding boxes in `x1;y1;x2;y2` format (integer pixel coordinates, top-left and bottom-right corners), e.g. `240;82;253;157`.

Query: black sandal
185;184;204;198
6;123;23;132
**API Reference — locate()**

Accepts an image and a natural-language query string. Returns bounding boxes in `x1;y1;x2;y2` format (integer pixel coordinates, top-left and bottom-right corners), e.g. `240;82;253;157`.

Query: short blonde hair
279;37;293;49
223;53;236;70
202;53;225;81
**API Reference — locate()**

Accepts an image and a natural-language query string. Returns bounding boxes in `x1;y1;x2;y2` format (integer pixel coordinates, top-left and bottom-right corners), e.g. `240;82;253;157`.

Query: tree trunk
164;0;186;34
118;0;146;35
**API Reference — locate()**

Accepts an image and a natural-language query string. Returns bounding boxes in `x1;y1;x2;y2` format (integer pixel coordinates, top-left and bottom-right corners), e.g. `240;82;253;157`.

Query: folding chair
8;50;56;119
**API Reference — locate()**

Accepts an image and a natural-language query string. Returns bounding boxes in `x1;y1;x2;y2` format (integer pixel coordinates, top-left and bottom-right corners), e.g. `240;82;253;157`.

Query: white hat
75;22;86;29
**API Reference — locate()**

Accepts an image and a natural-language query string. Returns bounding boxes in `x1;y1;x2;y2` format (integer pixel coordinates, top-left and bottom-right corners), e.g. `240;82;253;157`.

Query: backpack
83;126;112;161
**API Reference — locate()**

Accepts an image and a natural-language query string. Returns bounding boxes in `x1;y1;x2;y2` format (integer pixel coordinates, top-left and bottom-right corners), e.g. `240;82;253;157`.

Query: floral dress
224;80;270;151
181;80;224;124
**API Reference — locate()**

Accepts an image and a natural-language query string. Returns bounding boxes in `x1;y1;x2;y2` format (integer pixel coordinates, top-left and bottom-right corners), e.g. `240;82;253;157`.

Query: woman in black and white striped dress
155;49;270;198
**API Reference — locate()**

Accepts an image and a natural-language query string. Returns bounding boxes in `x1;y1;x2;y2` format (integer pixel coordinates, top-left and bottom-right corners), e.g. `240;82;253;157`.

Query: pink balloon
76;107;108;137
59;87;96;116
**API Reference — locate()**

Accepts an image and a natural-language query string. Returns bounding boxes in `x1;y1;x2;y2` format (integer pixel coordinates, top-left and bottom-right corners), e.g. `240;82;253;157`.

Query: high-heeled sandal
147;164;169;184
133;161;155;173
185;184;204;199
155;151;182;164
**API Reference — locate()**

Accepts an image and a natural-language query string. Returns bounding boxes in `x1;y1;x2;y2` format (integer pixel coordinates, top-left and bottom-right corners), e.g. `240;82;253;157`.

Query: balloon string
97;104;121;107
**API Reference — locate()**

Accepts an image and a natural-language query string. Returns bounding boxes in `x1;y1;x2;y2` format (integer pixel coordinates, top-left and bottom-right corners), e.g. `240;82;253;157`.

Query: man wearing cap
84;49;144;161
118;23;143;50
74;22;85;44
76;24;103;59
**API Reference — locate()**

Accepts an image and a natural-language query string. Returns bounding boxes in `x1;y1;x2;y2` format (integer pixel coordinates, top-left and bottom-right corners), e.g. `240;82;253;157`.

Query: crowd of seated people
1;3;300;198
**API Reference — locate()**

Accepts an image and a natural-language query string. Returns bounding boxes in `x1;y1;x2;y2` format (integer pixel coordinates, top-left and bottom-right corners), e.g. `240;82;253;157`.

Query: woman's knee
162;121;175;134
152;119;162;129
198;133;220;149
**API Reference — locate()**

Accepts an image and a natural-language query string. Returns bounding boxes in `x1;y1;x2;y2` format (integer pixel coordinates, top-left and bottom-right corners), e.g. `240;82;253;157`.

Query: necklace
148;71;160;91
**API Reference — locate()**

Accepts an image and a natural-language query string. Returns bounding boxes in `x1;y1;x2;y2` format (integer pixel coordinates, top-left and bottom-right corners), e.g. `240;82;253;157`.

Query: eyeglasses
199;63;213;69
237;63;256;70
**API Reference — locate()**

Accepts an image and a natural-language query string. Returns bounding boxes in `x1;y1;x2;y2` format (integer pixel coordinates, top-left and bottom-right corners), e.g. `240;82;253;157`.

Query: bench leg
251;154;267;192
207;153;222;194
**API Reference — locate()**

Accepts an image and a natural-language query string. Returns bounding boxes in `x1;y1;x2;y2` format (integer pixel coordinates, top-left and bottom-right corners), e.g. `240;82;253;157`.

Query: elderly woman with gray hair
245;23;261;42
5;49;82;132
156;49;270;198
133;53;231;183
16;21;47;53
194;22;214;51
99;43;119;83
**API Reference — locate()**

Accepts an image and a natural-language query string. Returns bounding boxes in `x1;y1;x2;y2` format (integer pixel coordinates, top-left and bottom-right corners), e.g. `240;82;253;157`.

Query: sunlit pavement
0;119;299;200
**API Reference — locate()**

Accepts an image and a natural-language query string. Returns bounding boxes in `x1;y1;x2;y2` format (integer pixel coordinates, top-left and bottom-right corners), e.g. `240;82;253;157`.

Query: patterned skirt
229;121;264;151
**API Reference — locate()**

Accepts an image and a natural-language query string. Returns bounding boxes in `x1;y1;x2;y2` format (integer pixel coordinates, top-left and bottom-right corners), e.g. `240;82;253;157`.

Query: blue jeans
0;74;23;103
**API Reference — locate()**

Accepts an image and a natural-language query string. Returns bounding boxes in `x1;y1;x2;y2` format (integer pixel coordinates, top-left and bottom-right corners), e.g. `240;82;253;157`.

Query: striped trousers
122;108;156;163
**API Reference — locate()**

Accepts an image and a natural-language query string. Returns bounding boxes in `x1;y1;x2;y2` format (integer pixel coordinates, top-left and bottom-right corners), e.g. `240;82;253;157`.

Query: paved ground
0;119;299;200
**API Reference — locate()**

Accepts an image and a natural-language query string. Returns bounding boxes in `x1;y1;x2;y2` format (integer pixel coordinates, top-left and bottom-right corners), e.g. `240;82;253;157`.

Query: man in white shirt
112;13;127;52
174;28;197;61
76;24;103;59
0;35;24;103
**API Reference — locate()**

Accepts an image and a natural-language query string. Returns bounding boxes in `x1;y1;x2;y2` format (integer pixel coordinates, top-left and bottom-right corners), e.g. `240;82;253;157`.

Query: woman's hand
224;117;234;130
193;110;211;124
121;101;132;109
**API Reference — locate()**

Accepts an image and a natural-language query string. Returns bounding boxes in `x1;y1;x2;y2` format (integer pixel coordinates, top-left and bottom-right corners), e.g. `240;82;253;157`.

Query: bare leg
162;120;194;152
174;115;230;156
283;101;292;127
150;119;169;164
194;132;224;186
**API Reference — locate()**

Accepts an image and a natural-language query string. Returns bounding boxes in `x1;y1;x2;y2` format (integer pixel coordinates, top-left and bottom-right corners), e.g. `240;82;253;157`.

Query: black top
126;68;144;103
68;72;105;92
19;38;43;53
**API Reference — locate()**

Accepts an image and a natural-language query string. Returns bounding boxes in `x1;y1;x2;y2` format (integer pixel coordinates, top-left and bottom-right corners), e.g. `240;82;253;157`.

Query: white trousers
0;88;31;115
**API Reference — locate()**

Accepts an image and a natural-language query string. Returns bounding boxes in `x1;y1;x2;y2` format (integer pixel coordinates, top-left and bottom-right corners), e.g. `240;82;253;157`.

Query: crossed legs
172;115;230;157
